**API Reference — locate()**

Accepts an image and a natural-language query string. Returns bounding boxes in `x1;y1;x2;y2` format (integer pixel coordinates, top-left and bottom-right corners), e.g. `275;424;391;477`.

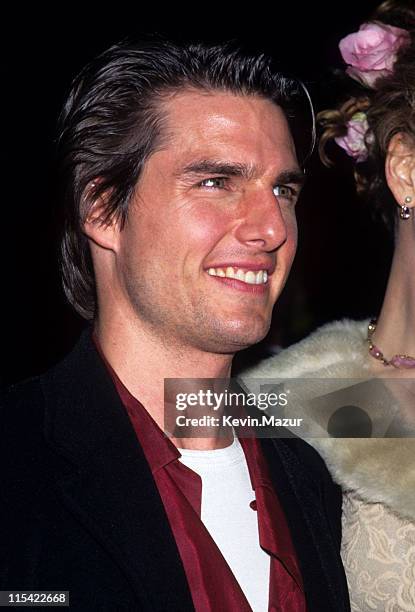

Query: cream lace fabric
341;491;415;611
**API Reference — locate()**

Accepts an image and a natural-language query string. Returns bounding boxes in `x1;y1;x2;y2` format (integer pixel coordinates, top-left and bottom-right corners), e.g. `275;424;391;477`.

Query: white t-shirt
178;437;270;612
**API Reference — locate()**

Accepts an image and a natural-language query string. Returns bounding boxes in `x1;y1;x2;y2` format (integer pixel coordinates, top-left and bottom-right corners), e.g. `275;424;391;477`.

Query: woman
243;2;415;610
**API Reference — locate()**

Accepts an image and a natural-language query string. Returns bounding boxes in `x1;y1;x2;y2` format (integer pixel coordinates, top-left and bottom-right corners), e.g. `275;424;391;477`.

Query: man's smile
204;263;275;295
207;267;268;284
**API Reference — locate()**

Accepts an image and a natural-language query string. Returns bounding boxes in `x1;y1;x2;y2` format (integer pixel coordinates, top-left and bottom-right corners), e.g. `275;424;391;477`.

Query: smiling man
1;40;350;611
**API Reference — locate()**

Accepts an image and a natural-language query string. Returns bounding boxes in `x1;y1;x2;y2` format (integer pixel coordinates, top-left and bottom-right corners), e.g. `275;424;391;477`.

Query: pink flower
335;112;370;162
339;22;410;88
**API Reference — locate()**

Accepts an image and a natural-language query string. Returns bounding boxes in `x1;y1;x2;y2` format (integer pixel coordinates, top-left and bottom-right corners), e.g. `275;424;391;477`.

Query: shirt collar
92;333;179;473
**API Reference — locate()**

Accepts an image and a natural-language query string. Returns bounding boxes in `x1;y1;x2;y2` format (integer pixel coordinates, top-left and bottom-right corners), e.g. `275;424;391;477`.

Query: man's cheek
188;212;227;242
183;223;228;259
287;221;298;257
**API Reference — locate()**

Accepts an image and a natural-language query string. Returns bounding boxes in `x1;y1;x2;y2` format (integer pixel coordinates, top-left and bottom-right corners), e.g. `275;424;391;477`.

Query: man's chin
209;321;271;354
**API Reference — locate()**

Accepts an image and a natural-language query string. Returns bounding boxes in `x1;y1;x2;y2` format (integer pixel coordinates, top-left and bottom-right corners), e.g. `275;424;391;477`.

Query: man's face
115;90;303;354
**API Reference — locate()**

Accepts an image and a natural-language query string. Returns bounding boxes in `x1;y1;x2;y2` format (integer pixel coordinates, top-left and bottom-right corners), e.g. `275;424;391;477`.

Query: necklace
367;319;415;368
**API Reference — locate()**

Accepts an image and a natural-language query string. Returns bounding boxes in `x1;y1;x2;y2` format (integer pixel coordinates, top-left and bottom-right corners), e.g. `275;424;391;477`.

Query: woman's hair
318;0;415;230
57;38;308;320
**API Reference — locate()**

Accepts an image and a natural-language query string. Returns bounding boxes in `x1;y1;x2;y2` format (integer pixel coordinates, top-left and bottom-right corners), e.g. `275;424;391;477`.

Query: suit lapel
41;328;194;612
260;438;349;612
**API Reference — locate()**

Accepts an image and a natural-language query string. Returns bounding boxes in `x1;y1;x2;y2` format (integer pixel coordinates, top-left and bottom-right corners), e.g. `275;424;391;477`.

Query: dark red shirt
96;344;305;611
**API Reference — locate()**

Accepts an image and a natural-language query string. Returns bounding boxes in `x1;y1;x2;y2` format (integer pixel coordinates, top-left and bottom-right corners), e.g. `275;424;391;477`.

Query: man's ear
385;133;415;210
82;181;120;252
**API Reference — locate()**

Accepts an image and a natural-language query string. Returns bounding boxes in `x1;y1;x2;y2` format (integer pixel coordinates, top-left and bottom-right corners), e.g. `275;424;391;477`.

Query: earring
399;196;412;220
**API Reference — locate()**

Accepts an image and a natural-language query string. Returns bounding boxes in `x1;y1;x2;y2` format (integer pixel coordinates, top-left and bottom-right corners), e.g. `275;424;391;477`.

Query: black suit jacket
1;330;350;611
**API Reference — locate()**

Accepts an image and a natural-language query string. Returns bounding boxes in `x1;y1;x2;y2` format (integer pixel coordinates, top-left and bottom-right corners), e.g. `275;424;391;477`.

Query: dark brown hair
318;0;415;230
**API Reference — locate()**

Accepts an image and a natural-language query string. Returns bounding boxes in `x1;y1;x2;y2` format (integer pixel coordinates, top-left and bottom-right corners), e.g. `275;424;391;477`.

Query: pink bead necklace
367;319;415;368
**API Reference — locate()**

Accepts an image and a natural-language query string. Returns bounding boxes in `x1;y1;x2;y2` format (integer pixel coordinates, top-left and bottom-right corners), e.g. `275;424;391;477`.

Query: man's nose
234;188;289;251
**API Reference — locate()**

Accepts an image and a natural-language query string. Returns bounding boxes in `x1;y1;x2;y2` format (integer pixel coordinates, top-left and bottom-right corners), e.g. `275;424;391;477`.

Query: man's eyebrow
176;160;306;187
176;160;256;180
275;169;306;189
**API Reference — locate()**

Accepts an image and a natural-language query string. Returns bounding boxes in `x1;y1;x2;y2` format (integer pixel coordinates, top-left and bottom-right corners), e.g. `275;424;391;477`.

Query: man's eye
199;177;227;189
273;185;297;200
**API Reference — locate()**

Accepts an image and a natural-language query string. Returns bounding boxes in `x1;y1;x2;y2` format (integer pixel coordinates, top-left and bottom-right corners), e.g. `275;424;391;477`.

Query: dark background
1;2;393;385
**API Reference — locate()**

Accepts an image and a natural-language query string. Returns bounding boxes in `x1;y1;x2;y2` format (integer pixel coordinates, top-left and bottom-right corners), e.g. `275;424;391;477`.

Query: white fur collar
242;319;415;522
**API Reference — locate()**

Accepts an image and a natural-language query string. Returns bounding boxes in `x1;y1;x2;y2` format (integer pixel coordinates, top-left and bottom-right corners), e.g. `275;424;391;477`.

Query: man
1;40;350;611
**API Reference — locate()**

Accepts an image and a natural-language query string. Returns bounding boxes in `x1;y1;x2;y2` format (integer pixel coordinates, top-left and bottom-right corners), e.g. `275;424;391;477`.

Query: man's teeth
207;267;268;284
